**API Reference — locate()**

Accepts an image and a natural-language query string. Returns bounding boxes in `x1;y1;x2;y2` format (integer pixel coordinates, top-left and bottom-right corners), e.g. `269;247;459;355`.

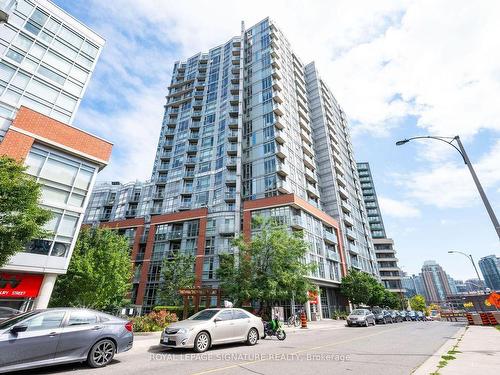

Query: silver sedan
160;308;264;352
0;308;133;373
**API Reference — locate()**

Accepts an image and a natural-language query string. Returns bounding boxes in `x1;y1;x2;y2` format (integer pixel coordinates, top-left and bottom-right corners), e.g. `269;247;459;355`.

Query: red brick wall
0;129;34;161
11;106;112;163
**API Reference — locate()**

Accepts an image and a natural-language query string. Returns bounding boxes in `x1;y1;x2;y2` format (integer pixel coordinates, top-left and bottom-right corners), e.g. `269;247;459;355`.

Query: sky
54;0;500;280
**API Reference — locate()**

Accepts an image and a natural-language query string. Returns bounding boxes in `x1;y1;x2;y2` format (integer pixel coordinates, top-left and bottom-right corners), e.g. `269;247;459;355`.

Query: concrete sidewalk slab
440;326;500;375
284;318;348;333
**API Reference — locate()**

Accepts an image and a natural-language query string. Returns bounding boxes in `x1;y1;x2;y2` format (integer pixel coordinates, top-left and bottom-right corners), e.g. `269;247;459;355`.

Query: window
217;310;233;321
233;310;250;319
25;311;65;332
40;157;78;185
263;141;275;155
67;310;97;326
37;65;65;85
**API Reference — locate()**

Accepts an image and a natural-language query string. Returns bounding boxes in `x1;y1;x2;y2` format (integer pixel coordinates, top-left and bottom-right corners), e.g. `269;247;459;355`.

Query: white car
160;308;264;353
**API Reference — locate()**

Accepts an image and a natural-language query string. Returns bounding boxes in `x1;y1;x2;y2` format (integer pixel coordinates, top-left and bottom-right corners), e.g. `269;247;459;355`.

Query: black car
389;310;402;322
0;307;21;322
407;311;417;321
372;308;393;324
399;311;410;321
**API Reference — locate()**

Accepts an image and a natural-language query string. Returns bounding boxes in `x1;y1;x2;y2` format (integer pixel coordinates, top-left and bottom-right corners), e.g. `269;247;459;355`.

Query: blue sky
54;0;499;279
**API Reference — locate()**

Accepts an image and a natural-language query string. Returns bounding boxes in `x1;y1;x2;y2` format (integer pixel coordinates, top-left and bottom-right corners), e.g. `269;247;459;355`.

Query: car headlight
177;328;192;334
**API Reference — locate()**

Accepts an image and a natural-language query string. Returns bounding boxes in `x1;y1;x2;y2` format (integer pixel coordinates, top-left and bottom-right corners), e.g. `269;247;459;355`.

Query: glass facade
0;0;104;138
24;144;96;258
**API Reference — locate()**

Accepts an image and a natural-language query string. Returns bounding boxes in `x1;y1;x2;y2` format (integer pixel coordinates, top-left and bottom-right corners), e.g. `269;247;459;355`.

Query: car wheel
87;339;116;368
194;331;211;353
246;328;259;346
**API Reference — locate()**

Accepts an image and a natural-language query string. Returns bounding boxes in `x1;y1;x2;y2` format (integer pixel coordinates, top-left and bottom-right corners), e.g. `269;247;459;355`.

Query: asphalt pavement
15;320;465;375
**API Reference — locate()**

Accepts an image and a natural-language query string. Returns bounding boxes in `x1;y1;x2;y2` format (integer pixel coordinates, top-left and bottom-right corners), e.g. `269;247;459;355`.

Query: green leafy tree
409;294;427;312
157;252;196;306
367;282;386;307
0;156;52;267
50;228;132;310
340;269;380;306
217;216;315;308
382;290;401;309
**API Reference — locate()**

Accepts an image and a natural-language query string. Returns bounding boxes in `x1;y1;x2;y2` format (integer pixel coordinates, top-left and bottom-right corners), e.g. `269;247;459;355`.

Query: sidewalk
440;326;500;375
414;325;499;375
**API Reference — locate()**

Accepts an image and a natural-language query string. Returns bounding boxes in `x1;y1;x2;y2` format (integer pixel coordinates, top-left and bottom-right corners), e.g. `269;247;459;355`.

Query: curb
411;325;467;374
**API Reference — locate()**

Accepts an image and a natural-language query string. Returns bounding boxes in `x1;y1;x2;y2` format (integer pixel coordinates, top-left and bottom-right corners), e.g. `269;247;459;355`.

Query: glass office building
0;0;104;138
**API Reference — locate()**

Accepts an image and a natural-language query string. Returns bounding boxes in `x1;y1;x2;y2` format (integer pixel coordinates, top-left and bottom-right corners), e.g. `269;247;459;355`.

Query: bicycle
287;313;301;327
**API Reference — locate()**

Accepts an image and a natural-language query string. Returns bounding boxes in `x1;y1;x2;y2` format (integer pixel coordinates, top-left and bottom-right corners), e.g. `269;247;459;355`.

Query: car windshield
351;309;365;315
188;309;220;320
0;311;39;330
372;308;382;314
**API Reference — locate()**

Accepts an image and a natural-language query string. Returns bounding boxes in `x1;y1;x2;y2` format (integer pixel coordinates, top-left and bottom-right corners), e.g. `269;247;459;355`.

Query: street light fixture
447;250;487;295
396;135;500;240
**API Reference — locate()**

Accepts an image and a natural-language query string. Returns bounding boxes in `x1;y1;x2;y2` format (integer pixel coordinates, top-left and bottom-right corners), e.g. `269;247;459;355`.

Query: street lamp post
396;135;500;241
448;251;487;295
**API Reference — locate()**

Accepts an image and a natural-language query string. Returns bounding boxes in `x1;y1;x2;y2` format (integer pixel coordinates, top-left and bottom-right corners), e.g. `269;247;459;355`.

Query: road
16;321;465;375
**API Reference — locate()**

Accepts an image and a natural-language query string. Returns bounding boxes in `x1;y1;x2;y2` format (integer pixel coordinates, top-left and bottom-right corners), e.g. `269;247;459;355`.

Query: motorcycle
262;319;286;340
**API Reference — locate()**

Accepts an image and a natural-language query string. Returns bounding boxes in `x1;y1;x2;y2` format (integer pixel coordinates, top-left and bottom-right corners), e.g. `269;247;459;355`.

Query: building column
34;273;57;309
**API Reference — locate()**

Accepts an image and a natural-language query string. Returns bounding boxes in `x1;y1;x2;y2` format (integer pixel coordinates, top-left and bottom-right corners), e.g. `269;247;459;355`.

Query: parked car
399;310;410;321
388;310;401;322
0;307;21;322
407;310;417;321
416;311;425;321
160;308;264;353
372;308;393;324
0;308;133;373
347;309;375;327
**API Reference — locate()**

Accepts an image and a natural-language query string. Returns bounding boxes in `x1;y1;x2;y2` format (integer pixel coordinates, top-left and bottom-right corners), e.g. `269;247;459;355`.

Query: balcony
336;174;347;188
326;249;340;262
304;168;317;183
276;144;286;159
274;117;284;130
190;121;201;130
179;201;192;210
228;119;239;129
151;206;164;215
153;191;165;199
191;111;202;119
340;200;352;213
185;156;196;165
300;128;312;145
271;68;282;81
187;145;198;153
276;161;289;177
225;174;237;185
273;91;283;104
348;242;360;254
224;191;236;202
227;130;238;141
351;258;361;269
343;214;354;227
275;128;285;144
338;185;348;199
324;231;337;244
345;226;356;240
160;151;172;159
156;175;168;183
277;179;291;194
158;164;169;172
335;163;346;176
125;209;137;217
302;142;314;157
230;84;240;93
273;103;284;117
226;157;237;169
181;186;193;194
167;230;184;240
218;225;235;235
188;132;199;140
183;170;195;179
290;215;305;229
303;154;315;170
272;79;282;92
227;143;238;155
306;183;319;199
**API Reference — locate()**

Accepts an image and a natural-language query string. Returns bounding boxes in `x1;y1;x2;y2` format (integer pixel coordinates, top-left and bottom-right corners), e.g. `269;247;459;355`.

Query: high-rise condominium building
0;0;104;139
402;273;426;298
0;0;109;311
85;18;377;316
356;162;404;293
421;260;452;304
478;255;500;291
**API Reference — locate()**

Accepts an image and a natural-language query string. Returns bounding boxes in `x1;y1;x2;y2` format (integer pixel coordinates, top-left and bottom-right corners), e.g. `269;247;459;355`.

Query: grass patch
437;360;448;368
495;325;500;332
441;355;456;361
447;350;461;355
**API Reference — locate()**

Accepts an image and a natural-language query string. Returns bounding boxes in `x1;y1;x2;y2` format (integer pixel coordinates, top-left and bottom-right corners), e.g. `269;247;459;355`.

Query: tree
50;228;132;310
0;156;52;267
340;269;380;306
409;294;427;312
217;216;315;308
382;290;401;309
157;252;196;306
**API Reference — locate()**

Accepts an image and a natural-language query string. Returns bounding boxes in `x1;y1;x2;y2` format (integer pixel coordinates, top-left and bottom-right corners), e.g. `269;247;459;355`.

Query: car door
55;310;102;361
232;309;251;340
211;310;235;344
0;310;66;368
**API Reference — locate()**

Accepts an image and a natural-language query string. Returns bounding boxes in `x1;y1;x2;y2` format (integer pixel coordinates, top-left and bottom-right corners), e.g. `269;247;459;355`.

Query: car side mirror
11;325;28;334
214;318;221;323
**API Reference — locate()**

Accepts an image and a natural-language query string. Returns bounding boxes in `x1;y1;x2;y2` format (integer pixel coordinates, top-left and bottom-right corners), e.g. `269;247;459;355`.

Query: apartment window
199;162;210;173
262;76;272;90
263;141;275;155
264;157;275;174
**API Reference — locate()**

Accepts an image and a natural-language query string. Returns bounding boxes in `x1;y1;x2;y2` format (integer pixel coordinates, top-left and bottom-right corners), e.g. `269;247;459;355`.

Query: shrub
132;310;178;332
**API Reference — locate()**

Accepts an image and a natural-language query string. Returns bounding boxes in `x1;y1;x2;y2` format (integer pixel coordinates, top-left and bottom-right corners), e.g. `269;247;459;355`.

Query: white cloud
395;139;500;208
378;196;421;218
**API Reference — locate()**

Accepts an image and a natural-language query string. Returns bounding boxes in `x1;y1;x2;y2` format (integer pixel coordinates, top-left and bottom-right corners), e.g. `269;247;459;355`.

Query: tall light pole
448;251;487;295
396;135;500;241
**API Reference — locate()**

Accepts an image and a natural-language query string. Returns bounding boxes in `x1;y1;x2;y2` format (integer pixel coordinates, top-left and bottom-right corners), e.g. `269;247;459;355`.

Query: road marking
191;326;404;375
